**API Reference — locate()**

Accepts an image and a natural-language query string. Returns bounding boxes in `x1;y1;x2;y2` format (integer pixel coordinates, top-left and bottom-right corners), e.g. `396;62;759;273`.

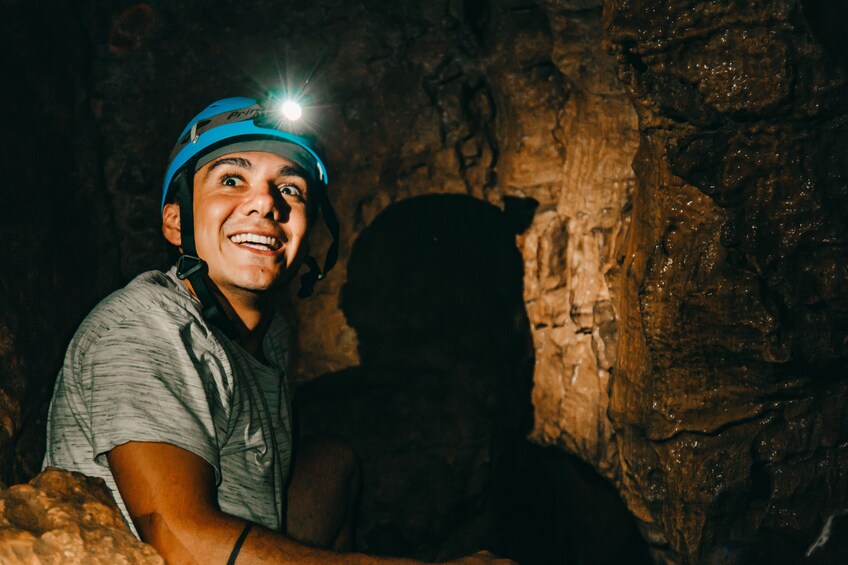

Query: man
43;95;511;564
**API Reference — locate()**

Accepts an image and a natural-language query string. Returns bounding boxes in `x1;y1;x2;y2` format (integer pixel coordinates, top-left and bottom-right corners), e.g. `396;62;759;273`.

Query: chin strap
173;168;238;339
297;256;323;299
297;189;340;298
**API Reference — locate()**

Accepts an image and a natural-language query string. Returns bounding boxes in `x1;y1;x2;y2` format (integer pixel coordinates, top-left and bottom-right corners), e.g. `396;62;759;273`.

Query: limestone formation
606;0;848;562
0;467;162;564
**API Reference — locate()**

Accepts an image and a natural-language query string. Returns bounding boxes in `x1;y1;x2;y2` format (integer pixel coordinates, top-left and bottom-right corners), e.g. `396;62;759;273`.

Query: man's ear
162;203;182;247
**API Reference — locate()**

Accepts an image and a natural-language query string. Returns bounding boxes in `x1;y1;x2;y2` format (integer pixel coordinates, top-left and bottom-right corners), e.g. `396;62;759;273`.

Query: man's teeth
230;233;280;249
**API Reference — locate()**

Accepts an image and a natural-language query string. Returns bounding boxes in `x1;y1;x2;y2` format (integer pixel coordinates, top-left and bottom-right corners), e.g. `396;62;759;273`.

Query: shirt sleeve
82;307;232;482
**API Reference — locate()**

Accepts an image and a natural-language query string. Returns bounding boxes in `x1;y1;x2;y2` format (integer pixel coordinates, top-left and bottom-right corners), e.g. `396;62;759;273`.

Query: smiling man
171;151;311;345
42;96;513;564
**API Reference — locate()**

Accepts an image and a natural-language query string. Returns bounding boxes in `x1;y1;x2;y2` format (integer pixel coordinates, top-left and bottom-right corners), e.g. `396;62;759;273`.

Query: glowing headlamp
250;90;310;133
279;99;302;121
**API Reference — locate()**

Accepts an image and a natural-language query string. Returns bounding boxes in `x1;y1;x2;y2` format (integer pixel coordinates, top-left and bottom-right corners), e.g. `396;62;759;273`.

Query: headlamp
253;90;308;132
165;92;327;201
279;100;302;121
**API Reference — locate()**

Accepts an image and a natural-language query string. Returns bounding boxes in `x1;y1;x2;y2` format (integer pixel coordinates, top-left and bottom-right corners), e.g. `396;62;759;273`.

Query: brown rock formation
0;467;162;563
605;0;848;562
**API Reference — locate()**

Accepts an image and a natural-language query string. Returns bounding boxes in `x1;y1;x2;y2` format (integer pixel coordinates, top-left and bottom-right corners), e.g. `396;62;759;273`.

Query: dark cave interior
1;1;847;564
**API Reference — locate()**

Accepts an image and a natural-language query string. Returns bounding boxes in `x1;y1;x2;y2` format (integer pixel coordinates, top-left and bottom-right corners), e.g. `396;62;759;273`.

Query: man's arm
107;442;512;564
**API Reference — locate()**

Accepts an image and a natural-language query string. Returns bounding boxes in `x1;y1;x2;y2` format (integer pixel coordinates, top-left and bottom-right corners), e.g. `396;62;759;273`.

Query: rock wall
1;2;123;484
0;467;162;563
605;0;848;562
511;1;638;475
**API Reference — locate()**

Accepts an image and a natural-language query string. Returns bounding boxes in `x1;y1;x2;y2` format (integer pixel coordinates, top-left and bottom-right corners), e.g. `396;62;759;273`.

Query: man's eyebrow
279;164;309;179
205;156;252;177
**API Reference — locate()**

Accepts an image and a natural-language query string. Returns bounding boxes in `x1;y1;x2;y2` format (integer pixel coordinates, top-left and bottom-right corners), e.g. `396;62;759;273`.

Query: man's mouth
229;233;282;251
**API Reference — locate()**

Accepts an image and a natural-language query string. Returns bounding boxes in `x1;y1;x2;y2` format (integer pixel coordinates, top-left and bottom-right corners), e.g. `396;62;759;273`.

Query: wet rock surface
606;0;848;562
0;467;162;564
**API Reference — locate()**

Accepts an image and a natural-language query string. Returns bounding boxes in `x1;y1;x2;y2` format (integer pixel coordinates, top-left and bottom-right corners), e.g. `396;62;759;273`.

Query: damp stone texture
605;0;848;563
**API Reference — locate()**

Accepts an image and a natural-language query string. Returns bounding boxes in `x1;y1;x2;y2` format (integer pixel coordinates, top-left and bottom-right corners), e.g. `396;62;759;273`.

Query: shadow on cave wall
295;194;650;564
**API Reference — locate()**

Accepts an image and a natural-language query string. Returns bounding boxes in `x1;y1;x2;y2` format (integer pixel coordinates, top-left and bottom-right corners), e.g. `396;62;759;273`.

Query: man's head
160;95;338;333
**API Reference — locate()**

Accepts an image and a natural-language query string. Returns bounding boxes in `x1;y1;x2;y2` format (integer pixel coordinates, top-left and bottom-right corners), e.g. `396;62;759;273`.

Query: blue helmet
161;95;329;210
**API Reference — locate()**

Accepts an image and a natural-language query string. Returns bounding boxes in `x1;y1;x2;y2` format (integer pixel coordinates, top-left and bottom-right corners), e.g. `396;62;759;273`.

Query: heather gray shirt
43;267;294;536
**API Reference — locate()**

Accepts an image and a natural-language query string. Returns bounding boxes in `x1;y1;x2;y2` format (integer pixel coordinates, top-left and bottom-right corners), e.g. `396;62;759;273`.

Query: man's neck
182;278;274;360
230;299;271;355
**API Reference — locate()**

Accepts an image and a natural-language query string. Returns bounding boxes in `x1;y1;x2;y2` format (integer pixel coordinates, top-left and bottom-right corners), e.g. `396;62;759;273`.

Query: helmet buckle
176;254;206;280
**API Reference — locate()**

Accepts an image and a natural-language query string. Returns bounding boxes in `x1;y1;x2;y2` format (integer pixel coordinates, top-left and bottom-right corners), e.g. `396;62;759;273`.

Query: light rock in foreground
0;467;163;564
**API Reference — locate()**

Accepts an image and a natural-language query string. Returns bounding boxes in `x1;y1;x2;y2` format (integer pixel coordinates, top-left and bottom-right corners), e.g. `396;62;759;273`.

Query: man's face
171;150;311;296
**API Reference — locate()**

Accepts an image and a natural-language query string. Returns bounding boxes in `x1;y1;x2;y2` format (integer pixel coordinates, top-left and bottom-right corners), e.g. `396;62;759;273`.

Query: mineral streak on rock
605;0;848;562
491;0;639;476
0;467;163;564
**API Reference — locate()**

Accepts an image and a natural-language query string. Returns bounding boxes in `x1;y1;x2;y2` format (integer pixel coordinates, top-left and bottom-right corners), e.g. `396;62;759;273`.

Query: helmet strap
297;256;323;298
297;192;340;298
173;168;238;339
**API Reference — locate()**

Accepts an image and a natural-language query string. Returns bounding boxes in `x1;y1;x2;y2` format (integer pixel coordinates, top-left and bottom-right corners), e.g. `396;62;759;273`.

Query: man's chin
208;255;303;296
210;268;291;296
230;274;287;294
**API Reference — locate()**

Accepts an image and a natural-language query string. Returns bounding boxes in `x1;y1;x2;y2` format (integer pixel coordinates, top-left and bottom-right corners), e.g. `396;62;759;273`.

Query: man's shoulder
77;268;207;343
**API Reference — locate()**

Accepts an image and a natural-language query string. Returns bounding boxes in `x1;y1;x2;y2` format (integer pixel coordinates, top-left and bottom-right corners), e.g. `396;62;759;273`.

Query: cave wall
1;2;123;483
605;0;848;563
1;0;637;483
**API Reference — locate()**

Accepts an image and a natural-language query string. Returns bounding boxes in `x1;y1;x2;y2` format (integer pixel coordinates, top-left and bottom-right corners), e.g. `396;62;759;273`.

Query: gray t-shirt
43;267;294;536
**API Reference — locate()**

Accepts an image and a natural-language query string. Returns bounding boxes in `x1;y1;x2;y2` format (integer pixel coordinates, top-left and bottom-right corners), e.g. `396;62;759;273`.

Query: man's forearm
108;442;509;564
152;511;499;565
145;509;430;564
235;524;511;565
124;495;417;565
237;521;425;565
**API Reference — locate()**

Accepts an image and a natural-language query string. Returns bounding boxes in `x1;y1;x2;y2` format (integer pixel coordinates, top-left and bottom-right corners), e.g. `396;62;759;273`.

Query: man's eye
279;184;304;198
222;175;243;187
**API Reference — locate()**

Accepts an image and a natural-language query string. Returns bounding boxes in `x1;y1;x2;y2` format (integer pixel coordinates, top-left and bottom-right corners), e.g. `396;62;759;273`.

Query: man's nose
240;182;288;219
